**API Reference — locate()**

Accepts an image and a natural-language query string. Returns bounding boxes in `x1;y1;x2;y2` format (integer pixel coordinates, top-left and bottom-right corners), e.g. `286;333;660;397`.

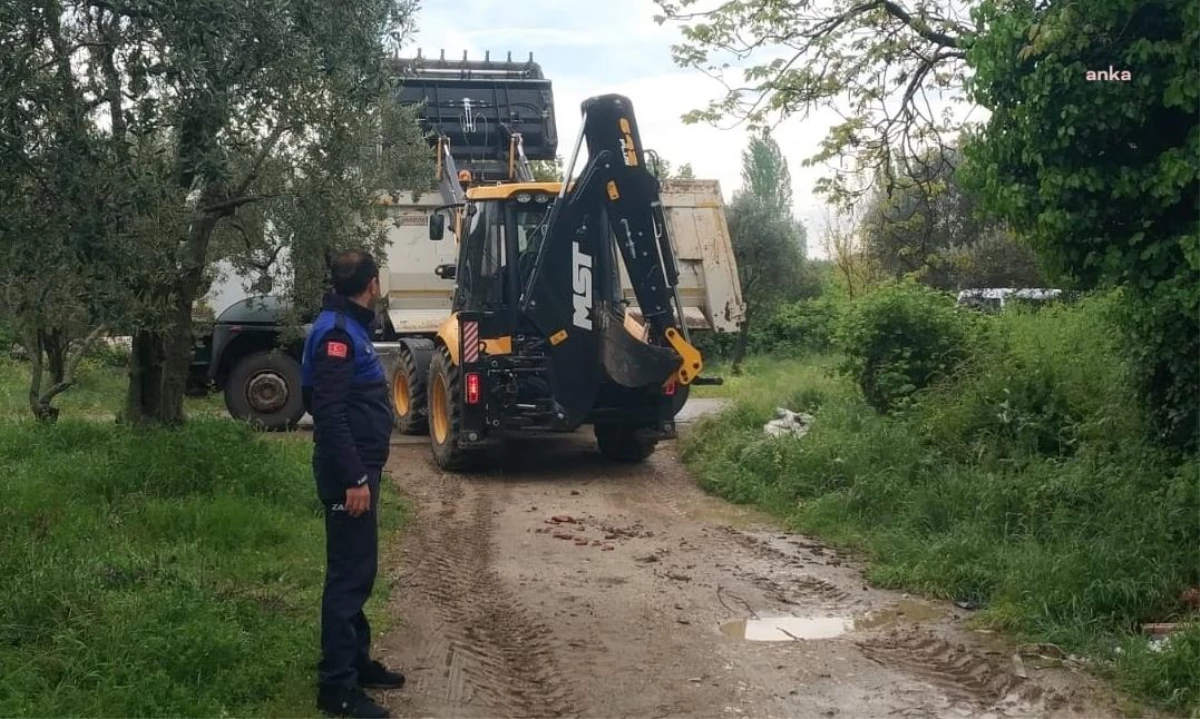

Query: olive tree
1;0;431;426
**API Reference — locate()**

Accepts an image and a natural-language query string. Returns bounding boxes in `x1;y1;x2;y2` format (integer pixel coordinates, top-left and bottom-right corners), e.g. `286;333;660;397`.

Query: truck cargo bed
376;179;745;336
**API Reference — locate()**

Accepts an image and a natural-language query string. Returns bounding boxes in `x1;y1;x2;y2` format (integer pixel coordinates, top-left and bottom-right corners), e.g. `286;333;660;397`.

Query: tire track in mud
710;525;863;609
857;628;1064;715
386;470;576;718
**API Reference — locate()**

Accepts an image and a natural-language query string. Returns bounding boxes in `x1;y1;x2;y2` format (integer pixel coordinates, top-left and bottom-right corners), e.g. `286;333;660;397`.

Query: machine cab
446;184;558;315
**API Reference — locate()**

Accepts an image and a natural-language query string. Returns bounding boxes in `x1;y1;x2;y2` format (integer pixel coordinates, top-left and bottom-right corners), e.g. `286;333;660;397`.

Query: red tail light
663;379;676;396
465;372;482;404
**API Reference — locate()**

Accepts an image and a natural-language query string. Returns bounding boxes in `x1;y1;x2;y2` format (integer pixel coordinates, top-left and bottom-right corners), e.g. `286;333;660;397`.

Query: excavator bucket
392;52;558;183
596;303;680;388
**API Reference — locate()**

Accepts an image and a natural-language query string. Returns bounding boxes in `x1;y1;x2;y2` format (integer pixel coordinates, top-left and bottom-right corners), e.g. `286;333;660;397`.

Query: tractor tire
224;351;305;432
427;345;482;471
594;423;658;463
391;341;432;435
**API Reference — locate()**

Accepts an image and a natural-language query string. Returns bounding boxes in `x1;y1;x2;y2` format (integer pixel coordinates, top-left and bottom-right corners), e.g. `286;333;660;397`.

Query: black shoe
316;687;390;718
357;659;406;689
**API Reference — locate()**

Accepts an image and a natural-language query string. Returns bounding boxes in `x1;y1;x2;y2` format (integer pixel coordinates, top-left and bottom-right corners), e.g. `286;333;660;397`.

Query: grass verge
0;419;406;717
681;302;1200;715
0;357;225;420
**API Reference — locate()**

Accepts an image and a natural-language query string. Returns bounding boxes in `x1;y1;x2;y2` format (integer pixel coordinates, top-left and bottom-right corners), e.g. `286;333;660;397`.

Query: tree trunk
26;330;56;423
125;299;198;427
28;323;106;423
125;332;169;425
44;327;67;385
124;215;216;426
731;312;753;376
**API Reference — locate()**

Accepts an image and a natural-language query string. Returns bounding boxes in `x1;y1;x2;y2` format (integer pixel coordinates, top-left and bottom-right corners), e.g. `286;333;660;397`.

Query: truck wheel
224;351;305;432
594;424;658;463
392;345;428;435
427;345;481;471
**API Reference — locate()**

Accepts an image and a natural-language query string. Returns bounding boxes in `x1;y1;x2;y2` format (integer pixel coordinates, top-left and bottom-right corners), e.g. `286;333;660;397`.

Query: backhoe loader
387;55;721;470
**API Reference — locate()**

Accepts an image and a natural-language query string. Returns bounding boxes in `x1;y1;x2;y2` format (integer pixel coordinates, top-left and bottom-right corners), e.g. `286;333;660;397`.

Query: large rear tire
594;423;658;463
428;345;482;471
392;345;429;435
224;351;305;432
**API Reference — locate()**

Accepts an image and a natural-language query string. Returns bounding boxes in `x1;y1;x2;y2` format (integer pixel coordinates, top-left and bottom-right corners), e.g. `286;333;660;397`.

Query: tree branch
39;324;110;404
200;193;288;215
231;123;293;200
879;1;961;48
31;41;116;74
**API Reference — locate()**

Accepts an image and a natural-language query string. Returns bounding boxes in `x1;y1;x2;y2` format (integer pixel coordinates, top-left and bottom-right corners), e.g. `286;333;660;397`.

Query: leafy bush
693;328;738;363
1121;281;1199;453
964;0;1199;454
835;280;973;413
83;338;132;369
747;296;843;357
922;291;1138;459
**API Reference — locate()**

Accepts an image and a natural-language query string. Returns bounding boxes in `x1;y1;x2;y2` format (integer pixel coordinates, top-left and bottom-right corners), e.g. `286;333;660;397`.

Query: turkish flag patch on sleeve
325;341;348;359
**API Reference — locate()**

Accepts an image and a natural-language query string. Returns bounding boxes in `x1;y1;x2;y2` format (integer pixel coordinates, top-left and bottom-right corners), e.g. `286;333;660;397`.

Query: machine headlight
516;192;532;203
534;193;550;203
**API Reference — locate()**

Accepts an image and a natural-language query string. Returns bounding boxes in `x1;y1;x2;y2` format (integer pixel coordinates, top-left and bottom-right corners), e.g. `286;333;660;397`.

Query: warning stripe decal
463;321;479;364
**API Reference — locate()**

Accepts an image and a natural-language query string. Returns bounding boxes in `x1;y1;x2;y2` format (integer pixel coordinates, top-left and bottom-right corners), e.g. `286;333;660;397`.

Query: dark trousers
317;470;380;691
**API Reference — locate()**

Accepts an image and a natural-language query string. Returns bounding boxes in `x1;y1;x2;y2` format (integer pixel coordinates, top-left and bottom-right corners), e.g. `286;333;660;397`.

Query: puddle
854;599;943;629
720;616;853;641
721;601;943;641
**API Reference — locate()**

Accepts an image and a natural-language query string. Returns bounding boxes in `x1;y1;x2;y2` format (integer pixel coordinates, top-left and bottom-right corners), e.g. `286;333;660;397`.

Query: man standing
302;250;403;719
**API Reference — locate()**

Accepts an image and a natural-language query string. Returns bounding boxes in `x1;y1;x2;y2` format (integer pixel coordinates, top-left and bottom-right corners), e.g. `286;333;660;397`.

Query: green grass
0;357;224;420
682;299;1200;715
689;355;840;404
0;414;406;716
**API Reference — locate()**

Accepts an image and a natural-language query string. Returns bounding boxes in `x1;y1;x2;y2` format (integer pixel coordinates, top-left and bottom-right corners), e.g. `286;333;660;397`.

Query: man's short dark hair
329;250;379;297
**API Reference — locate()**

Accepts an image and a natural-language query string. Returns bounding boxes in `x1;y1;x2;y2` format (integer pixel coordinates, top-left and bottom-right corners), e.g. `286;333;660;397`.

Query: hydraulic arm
519;94;703;424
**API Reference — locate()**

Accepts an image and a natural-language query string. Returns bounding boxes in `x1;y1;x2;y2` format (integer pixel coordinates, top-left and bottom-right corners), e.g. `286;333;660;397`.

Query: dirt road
375;413;1123;719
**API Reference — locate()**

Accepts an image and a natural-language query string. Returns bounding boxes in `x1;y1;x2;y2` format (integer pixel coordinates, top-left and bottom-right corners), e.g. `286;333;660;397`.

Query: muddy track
383;464;576;717
376;428;1125;719
857;628;1054;711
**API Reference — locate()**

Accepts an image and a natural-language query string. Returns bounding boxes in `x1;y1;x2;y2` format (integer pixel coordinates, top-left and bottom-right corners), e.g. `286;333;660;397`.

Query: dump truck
191;53;745;441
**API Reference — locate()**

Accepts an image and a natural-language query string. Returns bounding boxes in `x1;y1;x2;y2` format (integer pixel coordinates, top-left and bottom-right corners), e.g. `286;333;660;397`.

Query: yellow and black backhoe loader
389;53;722;470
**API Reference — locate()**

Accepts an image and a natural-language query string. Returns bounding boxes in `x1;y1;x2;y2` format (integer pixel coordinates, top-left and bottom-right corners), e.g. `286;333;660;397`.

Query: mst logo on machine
572;240;593;330
618;117;637;167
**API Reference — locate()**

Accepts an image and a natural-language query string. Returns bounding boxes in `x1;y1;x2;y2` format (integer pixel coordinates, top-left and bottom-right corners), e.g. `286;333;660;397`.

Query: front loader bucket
597;303;679;388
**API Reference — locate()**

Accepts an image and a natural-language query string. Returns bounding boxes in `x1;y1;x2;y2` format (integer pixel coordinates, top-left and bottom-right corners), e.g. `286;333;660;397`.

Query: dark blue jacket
301;294;392;497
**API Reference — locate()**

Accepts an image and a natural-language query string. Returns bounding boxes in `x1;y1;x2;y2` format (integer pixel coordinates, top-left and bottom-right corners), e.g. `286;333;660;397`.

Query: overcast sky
412;0;857;258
